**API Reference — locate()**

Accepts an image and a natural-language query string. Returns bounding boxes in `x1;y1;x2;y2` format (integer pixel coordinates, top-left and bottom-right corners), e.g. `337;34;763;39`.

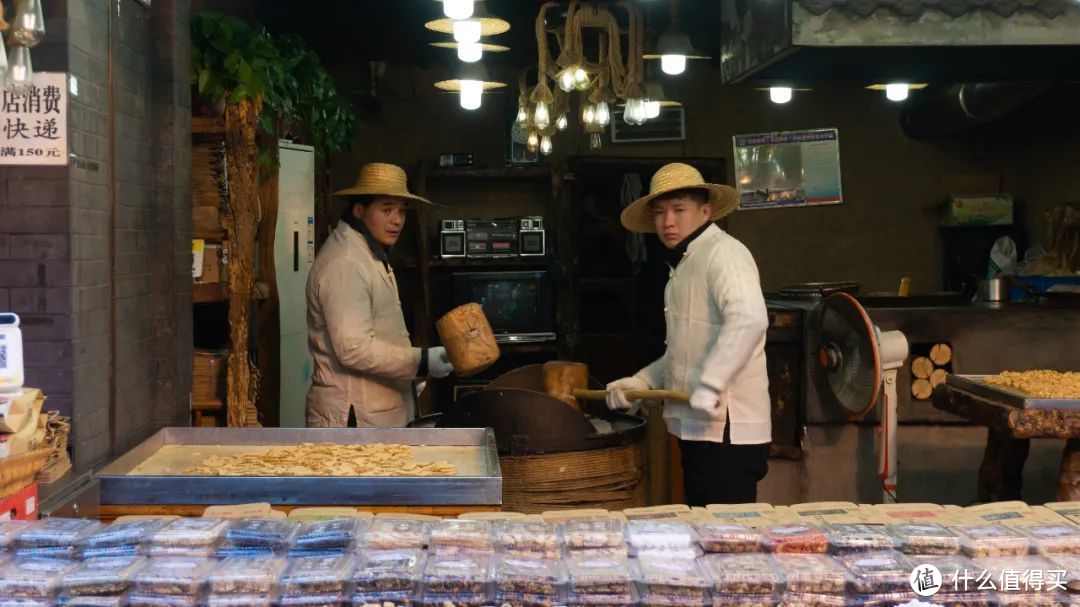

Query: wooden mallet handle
573;389;691;402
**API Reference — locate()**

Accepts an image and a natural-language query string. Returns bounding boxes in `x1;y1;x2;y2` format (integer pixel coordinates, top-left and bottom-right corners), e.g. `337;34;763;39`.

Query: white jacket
635;224;771;444
306;222;421;428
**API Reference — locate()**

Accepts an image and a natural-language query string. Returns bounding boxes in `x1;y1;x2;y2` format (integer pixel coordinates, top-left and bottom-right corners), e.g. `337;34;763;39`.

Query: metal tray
95;427;502;506
946;374;1080;410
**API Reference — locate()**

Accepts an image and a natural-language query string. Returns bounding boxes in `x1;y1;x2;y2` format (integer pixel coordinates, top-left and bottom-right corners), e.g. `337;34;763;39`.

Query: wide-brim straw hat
332;162;433;205
620;162;738;233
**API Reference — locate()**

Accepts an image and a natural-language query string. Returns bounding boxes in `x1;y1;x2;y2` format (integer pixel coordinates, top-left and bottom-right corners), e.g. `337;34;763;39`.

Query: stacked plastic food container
0;513;1077;607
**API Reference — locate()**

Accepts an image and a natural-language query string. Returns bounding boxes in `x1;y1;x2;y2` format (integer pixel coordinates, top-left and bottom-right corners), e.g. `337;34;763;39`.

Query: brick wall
0;0;192;468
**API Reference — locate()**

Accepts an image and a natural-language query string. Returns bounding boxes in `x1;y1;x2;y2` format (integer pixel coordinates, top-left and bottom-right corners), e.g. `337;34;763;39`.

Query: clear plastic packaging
926;595;998;607
421;553;491;596
954;524;1031;558
836;550;913;594
350;548;425;593
56;594;130;607
710;594;776;607
777;594;854;607
995;593;1069;607
1018;523;1080;555
634;554;710;602
275;594;346;607
429;520;494;555
0;521;29;552
495;521;561;558
223;519;298;550
362;519;431;551
857;593;923;607
204;594;275;607
566;591;638;607
0;557;79;598
132;557;215;595
823;524;895;554
493;555;566;597
887;523;962;556
639;595;711;607
62;555;146;596
1045;552;1080;593
79;520;167;554
693;523;763;554
127;595;204;607
16;519;105;550
351;590;414;607
762;524;828;554
416;593;487;607
972;555;1059;594
566;547;631;560
565;553;634;597
563;519;626;551
771;554;850;594
908;555;979;594
0;599;51;607
628;521;697;550
206;556;286;595
279;555;354;596
701;554;783;595
148;518;230;548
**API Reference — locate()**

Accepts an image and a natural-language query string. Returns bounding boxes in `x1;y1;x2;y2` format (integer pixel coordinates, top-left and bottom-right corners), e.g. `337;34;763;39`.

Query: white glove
415;381;427;398
690;385;721;412
427;347;454;379
605;376;650;411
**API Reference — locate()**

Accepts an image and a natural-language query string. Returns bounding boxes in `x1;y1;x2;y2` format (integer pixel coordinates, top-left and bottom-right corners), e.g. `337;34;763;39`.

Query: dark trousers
679;420;770;506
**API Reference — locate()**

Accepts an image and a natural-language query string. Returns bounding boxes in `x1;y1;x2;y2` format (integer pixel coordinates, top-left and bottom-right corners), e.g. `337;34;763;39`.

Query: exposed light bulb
0;36;7;83
645;100;661;120
452;19;482;44
457;41;483;63
442;0;475;20
557;69;576;93
540;135;553;156
573;67;590;91
581;104;596;126
556;114;568;131
459;79;483;110
595;101;610;126
5;45;33;92
623;98;648;126
527;131;540;153
660;54;687;76
516;105;528;126
589;132;602;151
769;87;793;104
11;0;46;48
533;101;551;129
886;83;910;102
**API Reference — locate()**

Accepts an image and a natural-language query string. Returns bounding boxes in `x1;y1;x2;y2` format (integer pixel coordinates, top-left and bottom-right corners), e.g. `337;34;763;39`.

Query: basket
0;448;51;499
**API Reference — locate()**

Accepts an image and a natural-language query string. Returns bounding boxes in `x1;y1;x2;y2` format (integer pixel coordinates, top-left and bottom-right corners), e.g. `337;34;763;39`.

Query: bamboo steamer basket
436;303;500;377
0;448;51;499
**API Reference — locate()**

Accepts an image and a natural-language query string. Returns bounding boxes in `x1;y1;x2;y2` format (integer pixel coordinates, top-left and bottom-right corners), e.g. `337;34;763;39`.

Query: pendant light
644;0;709;76
0;36;7;83
426;7;510;43
769;87;793;104
6;46;34;91
539;135;553;156
11;0;46;48
457;41;483;63
434;64;507;112
438;0;474;20
555;114;568;131
533;101;551;129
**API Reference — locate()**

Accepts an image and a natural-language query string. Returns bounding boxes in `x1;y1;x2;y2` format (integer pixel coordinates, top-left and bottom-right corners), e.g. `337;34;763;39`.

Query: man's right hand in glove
605;376;650;411
427;346;454;379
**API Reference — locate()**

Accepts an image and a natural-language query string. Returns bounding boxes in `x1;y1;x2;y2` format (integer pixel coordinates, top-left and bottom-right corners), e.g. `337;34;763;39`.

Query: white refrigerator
275;141;316;427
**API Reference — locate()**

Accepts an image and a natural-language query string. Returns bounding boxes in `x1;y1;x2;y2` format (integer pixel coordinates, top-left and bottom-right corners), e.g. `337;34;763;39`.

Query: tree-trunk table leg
977;427;1030;502
1058;438;1080;502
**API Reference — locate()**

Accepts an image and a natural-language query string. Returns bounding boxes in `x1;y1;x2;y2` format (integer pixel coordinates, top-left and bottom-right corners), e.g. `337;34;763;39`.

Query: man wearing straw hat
306;162;455;428
605;163;771;506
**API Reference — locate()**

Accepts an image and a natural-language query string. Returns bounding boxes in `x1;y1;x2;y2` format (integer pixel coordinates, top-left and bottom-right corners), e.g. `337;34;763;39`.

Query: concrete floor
758;424;1065;505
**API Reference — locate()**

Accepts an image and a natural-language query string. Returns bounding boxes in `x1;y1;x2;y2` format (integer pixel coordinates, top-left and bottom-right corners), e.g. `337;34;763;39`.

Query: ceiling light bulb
533;101;551;129
540;135;553;156
769;87;793;104
573;67;590;91
623;98;647;126
556;114;568;131
457;41;483;63
595;101;610;126
11;0;46;48
0;37;7;83
581;104;596;125
452;19;482;44
459;79;483;110
589;132;602;151
886;83;910;102
527;131;539;152
661;54;687;76
645;100;661;119
5;45;33;92
442;0;474;20
558;69;576;93
516;105;528;126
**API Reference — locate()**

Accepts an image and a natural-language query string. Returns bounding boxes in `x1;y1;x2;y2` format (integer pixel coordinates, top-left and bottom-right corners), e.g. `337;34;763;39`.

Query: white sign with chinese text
0;72;68;166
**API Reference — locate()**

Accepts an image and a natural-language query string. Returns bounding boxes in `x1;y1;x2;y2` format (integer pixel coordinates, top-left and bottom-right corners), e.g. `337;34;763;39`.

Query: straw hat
332;162;433;205
620;163;738;233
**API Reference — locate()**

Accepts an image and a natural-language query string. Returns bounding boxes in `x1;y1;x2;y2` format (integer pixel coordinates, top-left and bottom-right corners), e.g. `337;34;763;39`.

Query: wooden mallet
541;361;690;410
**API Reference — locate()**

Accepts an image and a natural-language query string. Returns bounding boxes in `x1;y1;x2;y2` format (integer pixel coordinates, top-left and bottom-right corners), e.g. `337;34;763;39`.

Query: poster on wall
0;72;68;166
732;128;842;210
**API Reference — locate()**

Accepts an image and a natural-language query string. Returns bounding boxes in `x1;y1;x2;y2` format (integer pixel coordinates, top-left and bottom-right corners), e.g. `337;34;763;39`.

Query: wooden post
223;98;263;428
256;140;281;428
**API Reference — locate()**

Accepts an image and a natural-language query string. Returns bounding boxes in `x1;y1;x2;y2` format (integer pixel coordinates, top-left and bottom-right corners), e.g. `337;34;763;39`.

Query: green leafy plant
191;12;280;106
